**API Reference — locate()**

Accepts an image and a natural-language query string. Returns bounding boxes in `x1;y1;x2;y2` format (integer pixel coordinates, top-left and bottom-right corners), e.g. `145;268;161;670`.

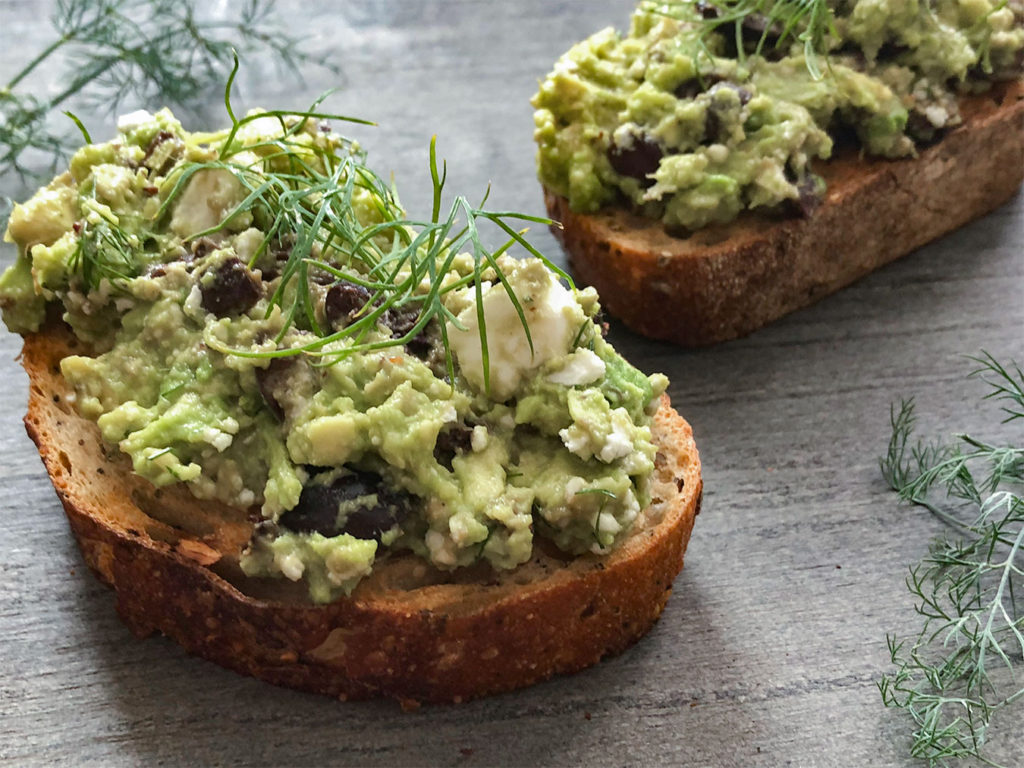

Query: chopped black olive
324;281;372;328
434;424;474;471
607;133;663;183
200;257;261;317
278;470;417;542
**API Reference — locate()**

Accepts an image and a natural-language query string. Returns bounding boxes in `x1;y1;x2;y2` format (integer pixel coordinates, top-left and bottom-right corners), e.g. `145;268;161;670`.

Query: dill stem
41;55;120;113
978;522;1024;676
913;495;972;535
1;52;122;154
5;14;262;138
5;33;74;91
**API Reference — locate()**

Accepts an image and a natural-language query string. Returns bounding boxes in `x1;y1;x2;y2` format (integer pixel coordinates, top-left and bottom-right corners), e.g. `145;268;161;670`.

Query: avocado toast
534;0;1024;344
0;106;702;703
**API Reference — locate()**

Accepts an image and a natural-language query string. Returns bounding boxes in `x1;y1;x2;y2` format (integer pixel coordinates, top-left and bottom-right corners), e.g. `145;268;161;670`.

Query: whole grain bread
545;79;1024;346
20;323;702;706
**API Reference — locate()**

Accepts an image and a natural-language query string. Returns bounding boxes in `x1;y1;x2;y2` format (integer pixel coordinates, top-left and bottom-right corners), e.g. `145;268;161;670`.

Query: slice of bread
19;322;702;705
545;79;1024;346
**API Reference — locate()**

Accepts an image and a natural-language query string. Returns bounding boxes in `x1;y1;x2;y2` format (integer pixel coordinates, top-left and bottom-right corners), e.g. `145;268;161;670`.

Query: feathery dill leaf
0;0;335;212
879;354;1024;766
643;0;838;78
132;67;570;389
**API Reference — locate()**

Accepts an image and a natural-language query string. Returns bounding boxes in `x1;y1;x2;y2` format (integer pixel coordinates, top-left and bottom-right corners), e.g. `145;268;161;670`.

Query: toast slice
20;323;702;705
545;79;1024;346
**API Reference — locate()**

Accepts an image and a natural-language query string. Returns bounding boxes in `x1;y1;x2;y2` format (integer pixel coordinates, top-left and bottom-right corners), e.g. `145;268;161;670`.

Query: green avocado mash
533;0;1024;230
0;108;668;603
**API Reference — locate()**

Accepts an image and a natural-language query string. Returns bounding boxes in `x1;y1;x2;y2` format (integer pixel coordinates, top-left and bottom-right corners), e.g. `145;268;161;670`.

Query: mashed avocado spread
0;108;667;603
534;0;1024;230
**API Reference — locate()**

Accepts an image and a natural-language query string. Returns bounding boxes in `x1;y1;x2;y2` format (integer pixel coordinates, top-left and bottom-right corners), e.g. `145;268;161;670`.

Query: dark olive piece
278;470;417;541
791;175;824;218
189;237;219;261
200;257;261;317
607;133;663;183
704;83;752;144
674;72;725;100
325;281;372;328
434;424;474;471
695;0;719;19
255;357;294;421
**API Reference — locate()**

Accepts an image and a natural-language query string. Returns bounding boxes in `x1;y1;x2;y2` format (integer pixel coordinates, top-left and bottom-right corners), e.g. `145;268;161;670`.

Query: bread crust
545;79;1024;346
19;324;701;705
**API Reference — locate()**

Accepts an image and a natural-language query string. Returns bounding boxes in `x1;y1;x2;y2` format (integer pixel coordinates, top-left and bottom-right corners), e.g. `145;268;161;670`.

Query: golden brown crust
546;79;1024;346
20;324;701;704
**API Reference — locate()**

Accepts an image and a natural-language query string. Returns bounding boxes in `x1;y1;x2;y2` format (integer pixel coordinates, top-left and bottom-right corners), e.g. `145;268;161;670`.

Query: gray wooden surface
1;2;1022;766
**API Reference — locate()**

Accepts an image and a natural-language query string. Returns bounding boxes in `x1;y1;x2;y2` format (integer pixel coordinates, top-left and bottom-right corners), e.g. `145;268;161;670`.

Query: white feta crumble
564;475;586;502
471;425;489;452
598;511;621;534
116;109;156;133
184;283;203;316
558;426;589;457
425;529;458;566
705;143;730;164
612;123;638;150
447;259;582;401
547;348;606;387
202;426;234;452
170;168;243;239
448;512;477;546
276;551;305;581
233;227;265;263
923;104;949;128
598;408;637;463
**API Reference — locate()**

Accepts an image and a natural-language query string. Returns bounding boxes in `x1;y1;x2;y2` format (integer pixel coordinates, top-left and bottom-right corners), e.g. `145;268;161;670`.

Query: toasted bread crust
545;79;1024;346
20;325;701;704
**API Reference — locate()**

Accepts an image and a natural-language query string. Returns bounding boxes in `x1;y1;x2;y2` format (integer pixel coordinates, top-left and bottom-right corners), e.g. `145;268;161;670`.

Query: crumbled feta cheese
116;110;155;133
598;408;636;463
184;283;203;316
559;426;589;457
276;551;305;581
705;143;729;164
564;476;586;502
447;259;582;401
547;348;606;387
202;427;233;452
170;169;243;239
233;228;265;263
471;425;488;452
426;529;458;566
598;511;621;534
924;105;948;128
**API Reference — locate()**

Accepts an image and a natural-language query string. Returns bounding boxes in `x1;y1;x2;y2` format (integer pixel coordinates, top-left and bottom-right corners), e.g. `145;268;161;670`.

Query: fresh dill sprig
67;218;140;287
0;0;334;197
135;60;571;392
643;0;838;79
878;354;1024;766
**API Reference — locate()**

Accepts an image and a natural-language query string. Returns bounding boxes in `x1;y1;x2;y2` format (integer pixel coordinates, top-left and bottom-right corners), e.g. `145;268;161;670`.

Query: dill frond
880;354;1024;766
642;0;838;79
0;0;335;210
98;69;571;390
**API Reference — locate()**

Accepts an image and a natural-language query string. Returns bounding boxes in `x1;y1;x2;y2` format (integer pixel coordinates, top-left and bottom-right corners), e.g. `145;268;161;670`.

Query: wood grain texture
0;1;1022;766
